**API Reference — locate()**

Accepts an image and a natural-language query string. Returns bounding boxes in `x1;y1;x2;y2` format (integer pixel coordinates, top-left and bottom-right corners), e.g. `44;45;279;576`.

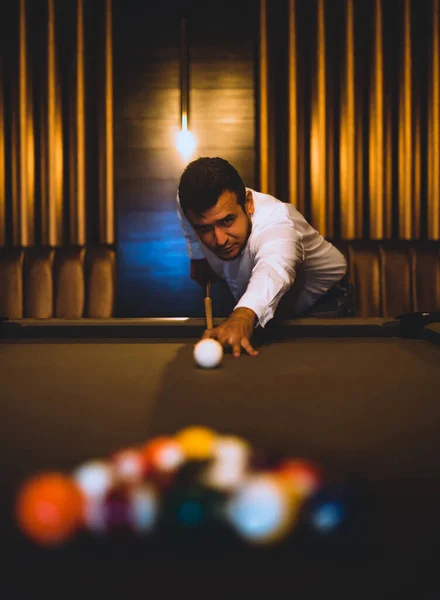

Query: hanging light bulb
176;114;197;161
176;16;197;161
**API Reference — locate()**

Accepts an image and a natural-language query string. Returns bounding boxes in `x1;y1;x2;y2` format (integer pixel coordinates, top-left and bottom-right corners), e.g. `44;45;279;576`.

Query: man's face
186;190;254;261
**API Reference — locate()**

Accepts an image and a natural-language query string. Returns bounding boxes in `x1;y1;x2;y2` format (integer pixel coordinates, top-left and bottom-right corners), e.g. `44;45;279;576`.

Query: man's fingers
241;337;259;356
232;341;241;357
202;328;223;342
200;326;257;359
202;328;215;339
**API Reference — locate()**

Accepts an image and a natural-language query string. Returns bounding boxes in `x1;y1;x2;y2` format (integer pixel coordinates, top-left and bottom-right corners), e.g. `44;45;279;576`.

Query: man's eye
223;218;234;226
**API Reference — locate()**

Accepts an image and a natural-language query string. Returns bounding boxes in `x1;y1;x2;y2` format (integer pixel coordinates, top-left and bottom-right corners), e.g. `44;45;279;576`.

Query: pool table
1;316;440;596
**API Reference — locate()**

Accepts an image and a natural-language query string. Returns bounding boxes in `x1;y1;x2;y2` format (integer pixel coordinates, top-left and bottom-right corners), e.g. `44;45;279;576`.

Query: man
177;157;355;357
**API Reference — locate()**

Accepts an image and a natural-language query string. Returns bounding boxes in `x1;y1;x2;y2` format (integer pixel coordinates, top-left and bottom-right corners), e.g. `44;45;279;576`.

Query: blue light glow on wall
116;209;234;317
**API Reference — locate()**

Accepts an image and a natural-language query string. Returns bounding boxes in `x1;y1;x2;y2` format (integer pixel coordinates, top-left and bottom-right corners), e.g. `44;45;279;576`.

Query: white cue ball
193;339;223;369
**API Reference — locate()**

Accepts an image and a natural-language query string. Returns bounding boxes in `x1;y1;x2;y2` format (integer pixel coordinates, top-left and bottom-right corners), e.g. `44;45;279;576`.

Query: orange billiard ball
15;472;84;546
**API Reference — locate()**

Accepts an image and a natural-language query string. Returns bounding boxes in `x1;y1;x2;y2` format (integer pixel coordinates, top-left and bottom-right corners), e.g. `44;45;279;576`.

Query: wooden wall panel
116;180;181;213
428;0;440;239
40;0;64;246
117;90;180;120
10;0;35;246
114;0;256;317
1;0;114;249
1;0;437;320
259;0;440;242
0;53;5;247
98;0;114;245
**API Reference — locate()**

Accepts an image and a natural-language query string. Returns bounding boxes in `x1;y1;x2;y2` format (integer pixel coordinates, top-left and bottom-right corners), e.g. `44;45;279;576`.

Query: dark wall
114;0;257;317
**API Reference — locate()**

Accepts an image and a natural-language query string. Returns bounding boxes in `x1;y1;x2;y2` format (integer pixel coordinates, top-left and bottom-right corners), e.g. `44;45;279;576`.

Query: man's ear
245;190;254;215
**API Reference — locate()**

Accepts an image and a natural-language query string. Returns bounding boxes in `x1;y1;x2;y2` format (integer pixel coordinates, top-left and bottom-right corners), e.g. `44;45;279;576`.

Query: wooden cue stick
204;280;213;330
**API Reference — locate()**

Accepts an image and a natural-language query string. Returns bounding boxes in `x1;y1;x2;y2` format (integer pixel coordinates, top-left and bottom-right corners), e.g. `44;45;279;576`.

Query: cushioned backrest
85;247;116;318
0;248;24;318
54;247;86;318
337;240;439;318
0;243;437;318
347;244;381;317
410;245;440;312
24;247;55;318
0;246;116;319
379;245;412;317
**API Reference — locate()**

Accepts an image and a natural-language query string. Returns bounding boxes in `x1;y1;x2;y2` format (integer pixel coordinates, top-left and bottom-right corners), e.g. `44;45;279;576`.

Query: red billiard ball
112;448;146;484
276;459;322;500
141;436;185;473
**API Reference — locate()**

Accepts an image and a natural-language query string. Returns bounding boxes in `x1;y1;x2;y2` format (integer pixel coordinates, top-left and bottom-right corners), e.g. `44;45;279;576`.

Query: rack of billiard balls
15;426;360;551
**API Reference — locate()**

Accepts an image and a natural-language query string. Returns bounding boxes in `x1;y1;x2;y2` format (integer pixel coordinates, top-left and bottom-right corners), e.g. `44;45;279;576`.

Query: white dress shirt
177;189;347;327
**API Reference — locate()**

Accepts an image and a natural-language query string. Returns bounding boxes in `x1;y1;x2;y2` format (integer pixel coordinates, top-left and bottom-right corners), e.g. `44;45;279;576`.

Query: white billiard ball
225;475;294;545
73;460;114;499
193;339;223;369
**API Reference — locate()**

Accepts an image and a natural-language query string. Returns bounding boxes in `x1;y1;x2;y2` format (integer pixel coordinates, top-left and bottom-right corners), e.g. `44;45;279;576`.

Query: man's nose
214;227;228;247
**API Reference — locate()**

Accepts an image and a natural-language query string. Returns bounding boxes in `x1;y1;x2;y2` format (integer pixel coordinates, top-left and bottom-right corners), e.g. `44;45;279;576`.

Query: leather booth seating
334;240;440;318
0;241;439;319
0;246;116;319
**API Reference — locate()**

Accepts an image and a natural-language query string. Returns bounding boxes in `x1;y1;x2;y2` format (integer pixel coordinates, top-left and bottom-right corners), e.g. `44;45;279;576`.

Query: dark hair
178;157;246;216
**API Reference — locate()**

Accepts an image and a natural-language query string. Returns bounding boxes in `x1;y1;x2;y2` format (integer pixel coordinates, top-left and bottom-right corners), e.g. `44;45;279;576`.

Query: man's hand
202;307;259;357
190;259;220;286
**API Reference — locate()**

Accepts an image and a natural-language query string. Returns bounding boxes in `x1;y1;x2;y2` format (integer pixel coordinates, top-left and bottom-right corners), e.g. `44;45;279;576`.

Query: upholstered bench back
0;246;116;319
0;242;438;319
334;240;440;317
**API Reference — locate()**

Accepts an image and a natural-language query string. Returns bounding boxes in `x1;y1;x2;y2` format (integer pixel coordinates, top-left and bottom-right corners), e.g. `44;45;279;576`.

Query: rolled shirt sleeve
176;194;206;260
234;214;305;327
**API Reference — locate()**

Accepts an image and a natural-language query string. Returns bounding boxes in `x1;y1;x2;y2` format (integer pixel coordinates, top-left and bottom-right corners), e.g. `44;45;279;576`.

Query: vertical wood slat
325;3;335;239
69;0;86;245
287;0;306;216
0;54;5;246
259;0;438;242
369;0;384;239
355;66;364;238
11;0;34;246
98;0;114;245
259;0;268;193
0;0;438;252
384;96;393;238
258;0;275;195
40;0;63;246
413;95;421;238
287;0;299;210
428;0;440;240
398;0;412;239
310;0;327;236
21;0;34;246
340;0;356;238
